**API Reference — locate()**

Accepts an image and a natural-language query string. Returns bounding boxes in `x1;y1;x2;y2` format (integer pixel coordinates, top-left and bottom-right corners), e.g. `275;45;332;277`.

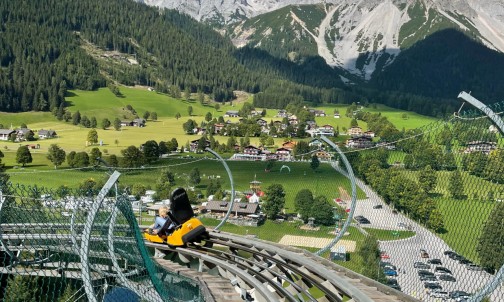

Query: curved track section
146;231;419;302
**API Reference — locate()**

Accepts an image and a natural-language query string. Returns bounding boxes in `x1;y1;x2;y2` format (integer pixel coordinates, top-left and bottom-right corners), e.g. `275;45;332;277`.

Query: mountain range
138;0;504;80
1;0;504;118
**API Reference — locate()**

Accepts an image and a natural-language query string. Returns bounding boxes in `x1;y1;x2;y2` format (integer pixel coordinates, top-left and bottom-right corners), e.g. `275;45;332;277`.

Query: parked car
383;264;397;271
354;215;371;224
380;261;394;267
384;269;398;276
418;270;435;277
389;284;401;291
420;249;430;258
380;251;390;259
372;204;383;209
438;274;456;282
429;290;449;300
397;222;408;228
424;282;442;290
387;278;398;286
449;291;471;300
427;258;442;265
414;262;431;269
467;264;483;271
420;275;437;281
434;267;452;274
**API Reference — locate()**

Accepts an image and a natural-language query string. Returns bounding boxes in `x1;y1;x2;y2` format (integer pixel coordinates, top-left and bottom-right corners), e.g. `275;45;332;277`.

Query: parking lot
348;177;503;301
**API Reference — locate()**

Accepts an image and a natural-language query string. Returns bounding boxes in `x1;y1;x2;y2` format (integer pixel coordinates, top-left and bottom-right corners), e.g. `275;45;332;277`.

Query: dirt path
279;235;356;252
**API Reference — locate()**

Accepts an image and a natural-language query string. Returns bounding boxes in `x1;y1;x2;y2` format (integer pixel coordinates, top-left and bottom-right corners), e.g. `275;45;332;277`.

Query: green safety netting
0;175;204;302
0;96;503;302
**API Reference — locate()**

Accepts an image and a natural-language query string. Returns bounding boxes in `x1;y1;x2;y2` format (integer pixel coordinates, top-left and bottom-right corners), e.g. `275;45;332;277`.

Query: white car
429;290;449;300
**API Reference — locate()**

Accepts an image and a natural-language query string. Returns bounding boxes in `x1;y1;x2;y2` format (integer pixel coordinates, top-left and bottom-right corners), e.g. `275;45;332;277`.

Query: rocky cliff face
137;0;504;79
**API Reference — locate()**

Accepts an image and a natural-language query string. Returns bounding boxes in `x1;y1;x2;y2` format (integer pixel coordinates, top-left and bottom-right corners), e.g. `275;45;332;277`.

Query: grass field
361;103;438;130
0;87;439;157
2;155;366;211
438;198;495;262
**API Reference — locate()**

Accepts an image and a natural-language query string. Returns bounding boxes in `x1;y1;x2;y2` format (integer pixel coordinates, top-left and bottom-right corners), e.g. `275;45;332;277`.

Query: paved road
334;165;503;301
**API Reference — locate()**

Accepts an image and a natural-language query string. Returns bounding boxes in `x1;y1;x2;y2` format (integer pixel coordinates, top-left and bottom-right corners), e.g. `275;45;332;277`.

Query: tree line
2;0;491;118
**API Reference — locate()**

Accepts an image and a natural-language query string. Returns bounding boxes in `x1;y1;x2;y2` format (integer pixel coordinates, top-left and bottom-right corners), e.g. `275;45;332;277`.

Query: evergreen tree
418;165;437;193
57;284;77;302
151;112;158;121
188;106;193;116
113;118;121;131
143;140;159;163
185;87;191;102
357;235;385;282
72;111;81;125
108;154;119;167
3;276;37;302
89;147;102;166
448;170;465;199
189;168;201;186
90;116;97;128
101;118;111;129
477;203;504;273
310;155;320;171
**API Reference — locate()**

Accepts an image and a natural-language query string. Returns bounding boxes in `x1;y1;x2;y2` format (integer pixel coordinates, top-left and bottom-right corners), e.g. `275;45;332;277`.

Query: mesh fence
0;175;204;302
0;99;503;301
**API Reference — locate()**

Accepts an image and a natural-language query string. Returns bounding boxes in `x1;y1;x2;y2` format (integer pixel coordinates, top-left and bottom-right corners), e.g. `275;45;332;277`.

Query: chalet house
347;127;363;137
189;139;211;153
288;118;299;126
16;128;34;141
363;131;375;138
309;138;324;149
250;110;262;116
256;119;267;127
315;150;332;161
120;120;133;127
282;141;296;150
214;123;225;134
132;118;146;127
225;110;239;118
243;145;261;155
305;121;317;129
464;141;497;154
0;129;15;141
38;129;57;139
276;110;288;118
275;147;292;161
205;201;260;217
334;113;340;118
346;136;374;149
376;142;396;150
307;125;334;137
312;109;326;117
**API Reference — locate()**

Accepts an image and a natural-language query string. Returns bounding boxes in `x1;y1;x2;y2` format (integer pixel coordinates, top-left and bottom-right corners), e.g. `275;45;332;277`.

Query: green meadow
0;87;440;157
2;153;366;213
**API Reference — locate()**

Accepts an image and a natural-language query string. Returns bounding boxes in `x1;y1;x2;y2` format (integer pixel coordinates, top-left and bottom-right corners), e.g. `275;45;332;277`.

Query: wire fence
0;97;503;301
